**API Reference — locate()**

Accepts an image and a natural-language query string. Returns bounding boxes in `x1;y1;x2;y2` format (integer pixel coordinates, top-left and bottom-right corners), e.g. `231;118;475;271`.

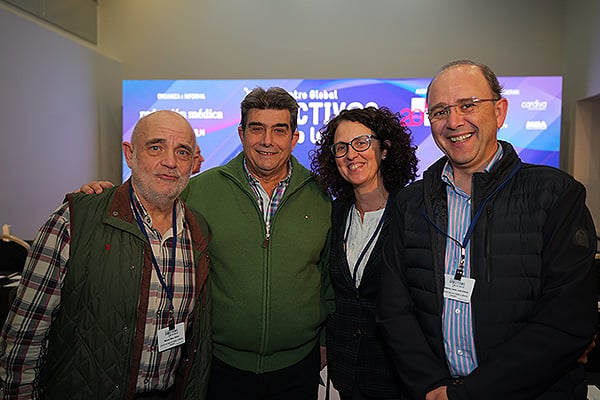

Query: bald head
131;110;195;148
124;110;197;211
427;60;503;104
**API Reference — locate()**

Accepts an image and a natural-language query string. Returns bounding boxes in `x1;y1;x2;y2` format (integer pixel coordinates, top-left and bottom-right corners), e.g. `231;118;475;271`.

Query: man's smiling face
238;108;299;183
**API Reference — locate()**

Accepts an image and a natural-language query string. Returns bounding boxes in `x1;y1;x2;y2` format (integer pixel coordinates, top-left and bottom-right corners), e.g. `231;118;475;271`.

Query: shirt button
457;349;464;356
454;308;461;314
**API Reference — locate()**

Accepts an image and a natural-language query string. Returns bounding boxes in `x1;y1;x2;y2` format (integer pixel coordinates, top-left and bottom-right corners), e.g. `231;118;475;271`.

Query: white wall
97;0;564;79
0;4;121;240
563;1;600;234
573;98;600;232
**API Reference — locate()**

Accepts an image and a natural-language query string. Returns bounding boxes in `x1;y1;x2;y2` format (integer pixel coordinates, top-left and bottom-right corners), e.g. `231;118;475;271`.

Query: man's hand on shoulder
78;181;115;194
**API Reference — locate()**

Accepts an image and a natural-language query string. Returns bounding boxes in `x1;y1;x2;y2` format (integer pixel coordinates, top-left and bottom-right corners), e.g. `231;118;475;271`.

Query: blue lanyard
344;204;387;286
129;184;177;329
423;163;520;280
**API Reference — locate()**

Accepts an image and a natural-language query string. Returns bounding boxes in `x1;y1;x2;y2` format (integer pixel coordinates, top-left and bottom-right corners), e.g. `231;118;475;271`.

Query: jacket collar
220;152;317;195
107;180;137;228
423;140;521;200
105;180;207;251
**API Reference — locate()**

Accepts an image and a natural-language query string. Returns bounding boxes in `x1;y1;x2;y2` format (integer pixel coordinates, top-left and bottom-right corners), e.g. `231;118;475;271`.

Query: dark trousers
340;386;396;400
340;385;369;400
339;384;406;400
207;345;320;400
135;387;174;400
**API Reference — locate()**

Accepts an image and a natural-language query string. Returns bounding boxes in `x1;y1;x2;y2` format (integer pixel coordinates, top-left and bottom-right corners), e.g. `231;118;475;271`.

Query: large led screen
122;77;562;181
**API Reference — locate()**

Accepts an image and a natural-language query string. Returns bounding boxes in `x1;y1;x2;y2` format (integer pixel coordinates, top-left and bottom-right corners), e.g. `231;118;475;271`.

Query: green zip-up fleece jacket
181;153;334;373
41;181;211;400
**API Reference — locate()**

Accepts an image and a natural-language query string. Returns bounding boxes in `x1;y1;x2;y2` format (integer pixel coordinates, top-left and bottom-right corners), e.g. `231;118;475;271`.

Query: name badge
443;274;476;303
157;322;185;352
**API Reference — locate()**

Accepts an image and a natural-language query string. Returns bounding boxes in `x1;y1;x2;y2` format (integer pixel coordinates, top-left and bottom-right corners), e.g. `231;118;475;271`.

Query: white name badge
157;322;186;352
443;274;476;303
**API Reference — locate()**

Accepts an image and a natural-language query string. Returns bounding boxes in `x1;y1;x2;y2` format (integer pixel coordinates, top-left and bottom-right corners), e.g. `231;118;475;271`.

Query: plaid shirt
0;191;195;399
243;158;292;228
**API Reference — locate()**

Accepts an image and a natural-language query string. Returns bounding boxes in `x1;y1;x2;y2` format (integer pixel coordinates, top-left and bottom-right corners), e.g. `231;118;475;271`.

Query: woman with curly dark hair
311;106;417;400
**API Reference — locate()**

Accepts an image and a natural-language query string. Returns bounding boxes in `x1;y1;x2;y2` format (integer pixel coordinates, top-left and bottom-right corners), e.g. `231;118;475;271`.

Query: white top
344;205;385;287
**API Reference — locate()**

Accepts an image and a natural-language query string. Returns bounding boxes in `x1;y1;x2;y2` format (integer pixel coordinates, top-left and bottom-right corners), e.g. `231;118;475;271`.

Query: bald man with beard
0;111;212;400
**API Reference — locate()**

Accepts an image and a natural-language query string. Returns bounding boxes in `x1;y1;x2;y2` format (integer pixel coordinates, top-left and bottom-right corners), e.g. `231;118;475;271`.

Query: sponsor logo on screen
503;88;521;96
521;100;548;111
525;120;548;130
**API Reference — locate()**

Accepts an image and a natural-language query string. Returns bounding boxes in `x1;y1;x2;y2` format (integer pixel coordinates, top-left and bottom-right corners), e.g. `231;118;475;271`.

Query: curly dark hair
310;106;418;201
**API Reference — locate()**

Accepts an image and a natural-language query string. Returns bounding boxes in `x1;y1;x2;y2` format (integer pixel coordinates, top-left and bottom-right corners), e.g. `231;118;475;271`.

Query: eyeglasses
330;134;379;158
427;97;500;122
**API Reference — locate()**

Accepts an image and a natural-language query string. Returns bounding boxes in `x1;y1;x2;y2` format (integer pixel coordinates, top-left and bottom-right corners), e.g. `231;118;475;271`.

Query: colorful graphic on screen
122;77;562;181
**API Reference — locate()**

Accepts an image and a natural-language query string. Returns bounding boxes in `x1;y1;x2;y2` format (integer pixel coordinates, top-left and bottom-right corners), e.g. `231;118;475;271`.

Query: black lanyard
130;184;177;329
423;163;520;280
344;205;386;286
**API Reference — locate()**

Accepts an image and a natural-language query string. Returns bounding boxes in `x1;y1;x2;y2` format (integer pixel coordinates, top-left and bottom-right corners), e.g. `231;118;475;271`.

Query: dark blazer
326;193;403;399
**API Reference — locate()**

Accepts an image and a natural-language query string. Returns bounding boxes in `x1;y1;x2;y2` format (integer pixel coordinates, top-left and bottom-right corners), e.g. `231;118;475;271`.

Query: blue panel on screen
122;77;562;181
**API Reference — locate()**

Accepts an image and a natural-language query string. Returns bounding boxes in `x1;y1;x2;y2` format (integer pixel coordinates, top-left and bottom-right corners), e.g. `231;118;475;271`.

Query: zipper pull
262;222;270;248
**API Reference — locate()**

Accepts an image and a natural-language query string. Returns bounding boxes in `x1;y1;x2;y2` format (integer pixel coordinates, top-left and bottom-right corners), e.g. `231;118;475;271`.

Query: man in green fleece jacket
81;88;334;400
183;87;333;399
